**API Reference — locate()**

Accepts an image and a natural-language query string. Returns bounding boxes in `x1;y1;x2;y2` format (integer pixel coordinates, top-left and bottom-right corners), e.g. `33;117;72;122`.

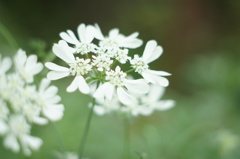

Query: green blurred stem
0;22;19;49
50;121;66;153
125;68;135;73
124;116;131;159
78;98;96;159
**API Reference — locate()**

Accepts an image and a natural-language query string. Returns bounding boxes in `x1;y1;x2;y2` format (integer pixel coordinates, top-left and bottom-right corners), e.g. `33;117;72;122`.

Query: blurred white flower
130;40;171;87
3;115;42;156
37;78;64;122
93;95;121;116
0;50;64;155
14;49;43;83
124;84;175;116
55;151;79;159
94;84;175;116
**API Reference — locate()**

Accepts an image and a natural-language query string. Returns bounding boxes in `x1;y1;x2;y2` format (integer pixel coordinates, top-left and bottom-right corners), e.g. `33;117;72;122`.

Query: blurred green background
0;0;240;159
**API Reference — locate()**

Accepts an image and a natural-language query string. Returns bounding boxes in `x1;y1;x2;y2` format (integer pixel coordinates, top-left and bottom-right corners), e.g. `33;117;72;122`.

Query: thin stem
125;68;135;74
0;22;19;49
50;121;66;153
124;116;131;159
78;98;96;159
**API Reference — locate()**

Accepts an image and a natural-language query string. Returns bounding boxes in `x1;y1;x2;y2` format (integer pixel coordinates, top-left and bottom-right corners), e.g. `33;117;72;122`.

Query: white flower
94;24;143;49
93;95;121;116
36;78;64;122
55;151;79;159
45;40;91;94
125;85;175;116
114;48;130;64
3;115;42;156
0;50;65;155
92;54;113;71
93;66;149;105
130;40;171;87
14;49;43;83
60;23;97;54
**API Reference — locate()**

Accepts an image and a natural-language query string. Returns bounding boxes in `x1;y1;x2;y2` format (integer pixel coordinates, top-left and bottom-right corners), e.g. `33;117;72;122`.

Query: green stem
125;68;135;74
50;122;65;153
124;116;131;159
0;22;19;49
78;98;96;159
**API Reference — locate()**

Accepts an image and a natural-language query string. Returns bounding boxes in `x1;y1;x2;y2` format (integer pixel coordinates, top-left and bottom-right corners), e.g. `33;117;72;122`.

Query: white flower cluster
94;84;175;116
46;23;174;115
0;50;64;155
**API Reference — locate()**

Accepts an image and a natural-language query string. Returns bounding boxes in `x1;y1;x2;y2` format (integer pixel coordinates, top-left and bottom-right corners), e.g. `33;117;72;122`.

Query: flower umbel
45;23;172;111
0;50;64;155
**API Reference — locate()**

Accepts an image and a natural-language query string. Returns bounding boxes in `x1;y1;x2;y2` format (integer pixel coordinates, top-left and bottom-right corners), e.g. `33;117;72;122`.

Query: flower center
130;55;149;74
75;43;96;55
69;58;92;76
106;68;126;86
92;54;113;71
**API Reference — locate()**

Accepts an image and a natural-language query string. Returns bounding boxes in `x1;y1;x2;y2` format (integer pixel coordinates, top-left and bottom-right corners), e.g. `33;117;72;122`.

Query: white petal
45;95;61;104
147;70;171;76
93;82;110;99
119;32;143;48
25;135;43;150
39;78;50;93
0;57;12;74
148;84;165;101
47;71;69;80
4;135;20;152
45;62;69;72
77;76;90;94
144;46;163;64
33;117;48;125
52;41;75;63
93;23;104;40
142;70;169;87
60;32;77;45
94;105;106;116
45;85;58;97
142;40;157;62
125;79;149;94
14;49;26;69
120;39;143;48
109;28;119;39
25;55;37;69
59;29;79;45
0;121;8;135
85;25;95;43
77;23;87;43
117;87;136;105
66;76;80;92
106;84;115;100
43;104;64;121
155;100;175;111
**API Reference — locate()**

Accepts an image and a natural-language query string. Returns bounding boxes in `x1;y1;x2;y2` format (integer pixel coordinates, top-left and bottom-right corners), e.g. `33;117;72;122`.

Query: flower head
0;50;64;155
45;23;172;116
130;40;171;87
